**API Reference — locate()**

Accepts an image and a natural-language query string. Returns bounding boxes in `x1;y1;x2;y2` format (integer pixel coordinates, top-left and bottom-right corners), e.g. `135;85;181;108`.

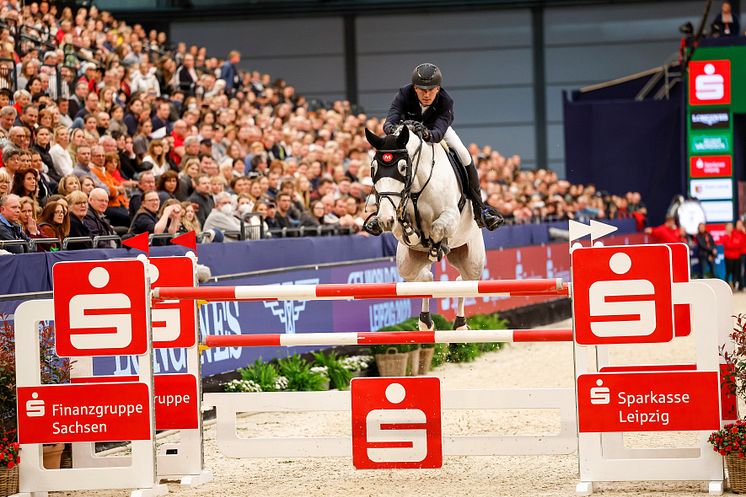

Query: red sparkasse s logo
149;257;196;348
53;260;149;357
351;377;442;469
690;155;732;178
577;371;720;432
689;59;731;105
572;245;674;345
16;382;151;444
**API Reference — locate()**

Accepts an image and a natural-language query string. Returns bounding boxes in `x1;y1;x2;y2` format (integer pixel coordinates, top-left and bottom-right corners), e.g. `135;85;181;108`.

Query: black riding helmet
411;63;442;90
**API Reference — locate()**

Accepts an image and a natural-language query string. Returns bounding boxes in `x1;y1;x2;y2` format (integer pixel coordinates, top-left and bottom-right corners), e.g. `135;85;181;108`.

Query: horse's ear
396;125;409;148
365;128;384;149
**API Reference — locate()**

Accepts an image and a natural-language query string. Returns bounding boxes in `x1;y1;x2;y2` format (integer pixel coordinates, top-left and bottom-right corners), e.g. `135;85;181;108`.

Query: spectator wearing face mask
203;191;241;241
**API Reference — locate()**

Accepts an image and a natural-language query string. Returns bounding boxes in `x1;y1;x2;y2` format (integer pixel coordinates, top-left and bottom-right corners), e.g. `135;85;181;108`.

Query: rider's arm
427;108;453;143
383;89;406;135
426;91;454;143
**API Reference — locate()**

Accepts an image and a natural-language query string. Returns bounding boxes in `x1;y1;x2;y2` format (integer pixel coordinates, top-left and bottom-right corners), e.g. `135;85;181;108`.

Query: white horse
365;124;486;330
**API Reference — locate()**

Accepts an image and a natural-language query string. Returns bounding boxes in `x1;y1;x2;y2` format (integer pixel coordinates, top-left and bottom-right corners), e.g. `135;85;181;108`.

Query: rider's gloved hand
383;123;395;135
422;129;431;141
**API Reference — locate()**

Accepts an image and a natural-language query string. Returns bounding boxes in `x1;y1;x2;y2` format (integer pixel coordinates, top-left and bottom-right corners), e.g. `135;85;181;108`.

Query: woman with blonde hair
67;128;86;165
0;169;12;196
18;196;41;239
65;190;92;248
180;201;201;234
57;174;81;196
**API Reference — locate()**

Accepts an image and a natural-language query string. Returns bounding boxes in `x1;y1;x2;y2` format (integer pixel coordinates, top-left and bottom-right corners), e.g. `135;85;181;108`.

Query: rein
373;128;436;248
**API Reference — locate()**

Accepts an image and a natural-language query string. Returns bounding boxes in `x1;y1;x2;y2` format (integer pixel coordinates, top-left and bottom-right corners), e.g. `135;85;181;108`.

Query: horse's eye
397;159;407;176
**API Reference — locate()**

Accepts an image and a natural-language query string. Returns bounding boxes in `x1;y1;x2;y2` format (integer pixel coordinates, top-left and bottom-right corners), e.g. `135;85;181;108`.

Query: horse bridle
370;128;436;247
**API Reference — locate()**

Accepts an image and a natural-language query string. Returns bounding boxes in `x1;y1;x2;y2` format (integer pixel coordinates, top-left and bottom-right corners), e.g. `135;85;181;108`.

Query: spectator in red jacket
722;222;745;289
738;220;746;289
645;216;683;244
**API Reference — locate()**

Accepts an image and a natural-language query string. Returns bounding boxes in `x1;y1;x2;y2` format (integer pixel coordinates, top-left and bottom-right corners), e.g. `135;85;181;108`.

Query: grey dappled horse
365;123;486;330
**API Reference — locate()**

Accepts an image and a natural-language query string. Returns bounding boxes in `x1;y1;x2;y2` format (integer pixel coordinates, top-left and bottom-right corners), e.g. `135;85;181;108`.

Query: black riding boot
465;160;503;230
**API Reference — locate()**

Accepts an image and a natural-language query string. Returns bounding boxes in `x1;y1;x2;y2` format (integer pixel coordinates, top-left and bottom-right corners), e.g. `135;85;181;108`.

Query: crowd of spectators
0;0;647;254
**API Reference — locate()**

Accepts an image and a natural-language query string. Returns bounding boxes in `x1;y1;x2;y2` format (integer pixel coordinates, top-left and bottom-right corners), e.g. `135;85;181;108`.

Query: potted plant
713;314;746;492
0;315;71;471
277;354;327;391
0;431;20;497
311;351;353;390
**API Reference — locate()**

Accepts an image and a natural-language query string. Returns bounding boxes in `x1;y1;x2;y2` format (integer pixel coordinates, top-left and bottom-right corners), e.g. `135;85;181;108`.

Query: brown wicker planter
0;465;18;497
418;347;435;374
727;454;746;493
375;348;408;376
407;349;420;376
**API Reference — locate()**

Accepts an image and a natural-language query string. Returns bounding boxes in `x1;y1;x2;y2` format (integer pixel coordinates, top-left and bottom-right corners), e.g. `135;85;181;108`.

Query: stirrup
476;207;504;231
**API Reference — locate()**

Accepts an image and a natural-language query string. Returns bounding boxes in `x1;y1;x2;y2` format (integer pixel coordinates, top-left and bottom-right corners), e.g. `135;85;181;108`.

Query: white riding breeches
443;127;471;167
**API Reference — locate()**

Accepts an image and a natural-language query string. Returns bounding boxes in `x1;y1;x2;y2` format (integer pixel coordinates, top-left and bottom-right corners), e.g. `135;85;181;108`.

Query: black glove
383;123;394;135
422;129;431;141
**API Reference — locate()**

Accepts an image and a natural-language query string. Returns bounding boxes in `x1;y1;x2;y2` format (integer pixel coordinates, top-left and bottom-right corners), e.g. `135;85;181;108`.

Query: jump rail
204;328;573;348
153;278;569;301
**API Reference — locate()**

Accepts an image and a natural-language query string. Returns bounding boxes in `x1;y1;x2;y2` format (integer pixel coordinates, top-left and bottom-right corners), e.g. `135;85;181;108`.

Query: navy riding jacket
383;84;454;143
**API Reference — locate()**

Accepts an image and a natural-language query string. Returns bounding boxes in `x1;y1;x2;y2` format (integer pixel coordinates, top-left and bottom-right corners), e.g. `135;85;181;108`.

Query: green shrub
312;351;353;390
277;354;327;391
238;359;280;392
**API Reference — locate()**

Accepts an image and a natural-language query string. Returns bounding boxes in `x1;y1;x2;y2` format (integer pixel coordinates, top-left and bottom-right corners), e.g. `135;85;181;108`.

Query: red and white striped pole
203;328;573;348
154;278;569;302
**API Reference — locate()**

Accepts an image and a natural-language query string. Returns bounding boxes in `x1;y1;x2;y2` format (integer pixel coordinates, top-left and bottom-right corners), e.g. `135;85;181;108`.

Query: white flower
223;379;262;393
274;375;289;390
341;355;373;371
310;366;329;377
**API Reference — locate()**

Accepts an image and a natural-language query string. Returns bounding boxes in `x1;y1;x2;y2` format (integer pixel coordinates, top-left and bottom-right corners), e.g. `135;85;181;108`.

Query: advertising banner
689;155;733;178
689;133;731;154
16;382;151;444
577;372;720;432
690;178;733;201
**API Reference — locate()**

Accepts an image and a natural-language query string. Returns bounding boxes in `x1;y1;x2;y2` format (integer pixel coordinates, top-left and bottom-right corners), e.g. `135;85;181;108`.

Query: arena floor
55;291;746;497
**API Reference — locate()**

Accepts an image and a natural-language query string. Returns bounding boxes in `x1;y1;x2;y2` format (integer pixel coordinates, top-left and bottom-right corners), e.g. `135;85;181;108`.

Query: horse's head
364;125;411;231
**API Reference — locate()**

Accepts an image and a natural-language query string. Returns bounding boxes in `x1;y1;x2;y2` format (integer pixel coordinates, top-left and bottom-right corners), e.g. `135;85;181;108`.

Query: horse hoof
419;312;434;331
453;316;469;330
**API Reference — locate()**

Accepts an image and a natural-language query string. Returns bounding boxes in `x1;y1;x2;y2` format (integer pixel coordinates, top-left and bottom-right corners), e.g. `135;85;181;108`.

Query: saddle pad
445;150;468;212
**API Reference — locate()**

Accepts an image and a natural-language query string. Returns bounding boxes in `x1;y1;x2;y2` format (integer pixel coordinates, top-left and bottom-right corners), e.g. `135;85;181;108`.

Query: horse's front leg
429;207;459;244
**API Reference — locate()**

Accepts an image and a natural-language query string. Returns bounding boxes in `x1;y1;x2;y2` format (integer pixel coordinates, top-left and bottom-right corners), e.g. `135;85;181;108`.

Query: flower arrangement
709;420;746;457
339;355;373;372
223;379;262;393
0;432;20;469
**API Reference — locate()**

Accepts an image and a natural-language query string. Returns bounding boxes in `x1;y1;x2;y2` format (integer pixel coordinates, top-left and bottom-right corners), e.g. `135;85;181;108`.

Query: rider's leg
443;127;503;231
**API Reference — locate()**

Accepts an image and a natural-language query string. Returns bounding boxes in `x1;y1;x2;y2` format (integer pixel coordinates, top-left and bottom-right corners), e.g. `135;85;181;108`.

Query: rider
365;63;504;235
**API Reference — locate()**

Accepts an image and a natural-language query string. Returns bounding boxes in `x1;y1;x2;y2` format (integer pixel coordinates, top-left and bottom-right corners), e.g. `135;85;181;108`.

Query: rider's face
415;86;440;106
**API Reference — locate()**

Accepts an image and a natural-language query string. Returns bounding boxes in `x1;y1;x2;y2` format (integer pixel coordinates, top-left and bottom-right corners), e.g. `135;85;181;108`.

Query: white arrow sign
568;219;618;243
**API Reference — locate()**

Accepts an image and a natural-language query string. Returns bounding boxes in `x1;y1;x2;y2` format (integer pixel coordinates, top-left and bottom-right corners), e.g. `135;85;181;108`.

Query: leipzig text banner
577;372;720;432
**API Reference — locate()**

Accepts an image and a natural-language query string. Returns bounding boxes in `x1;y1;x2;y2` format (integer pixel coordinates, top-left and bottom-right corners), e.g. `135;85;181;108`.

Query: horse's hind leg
396;245;435;331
